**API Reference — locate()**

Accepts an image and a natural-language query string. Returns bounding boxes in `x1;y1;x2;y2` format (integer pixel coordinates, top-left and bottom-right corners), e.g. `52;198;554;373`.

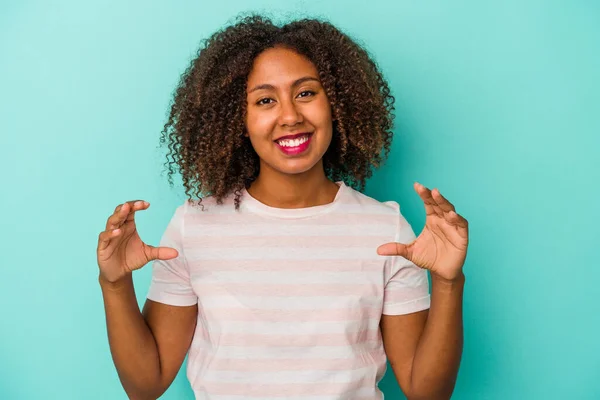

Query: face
245;46;333;177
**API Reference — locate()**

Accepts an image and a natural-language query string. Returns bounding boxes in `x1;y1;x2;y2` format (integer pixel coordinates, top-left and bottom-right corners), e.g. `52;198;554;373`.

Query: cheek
246;110;276;138
314;111;333;142
313;99;333;127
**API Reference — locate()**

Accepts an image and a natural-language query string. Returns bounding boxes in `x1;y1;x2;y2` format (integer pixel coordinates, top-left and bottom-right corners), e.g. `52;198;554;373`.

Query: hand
97;200;178;284
377;182;469;282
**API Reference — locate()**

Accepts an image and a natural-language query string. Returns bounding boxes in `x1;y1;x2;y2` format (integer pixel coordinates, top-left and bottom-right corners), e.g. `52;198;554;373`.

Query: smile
274;133;313;155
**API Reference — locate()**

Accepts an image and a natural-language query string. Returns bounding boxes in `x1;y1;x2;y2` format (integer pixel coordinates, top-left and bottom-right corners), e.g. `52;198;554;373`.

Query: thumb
146;245;179;261
377;242;409;258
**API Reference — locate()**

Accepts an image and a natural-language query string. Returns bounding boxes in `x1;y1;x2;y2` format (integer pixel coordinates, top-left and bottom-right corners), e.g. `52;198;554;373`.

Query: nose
278;97;303;127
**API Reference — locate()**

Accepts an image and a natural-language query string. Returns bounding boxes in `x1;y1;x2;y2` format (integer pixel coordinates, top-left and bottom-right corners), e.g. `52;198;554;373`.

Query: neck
248;161;340;209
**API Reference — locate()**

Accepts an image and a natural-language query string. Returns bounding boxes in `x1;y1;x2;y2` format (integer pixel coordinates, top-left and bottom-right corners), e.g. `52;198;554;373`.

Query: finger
442;211;469;242
111;200;149;223
414;182;443;217
97;228;122;251
106;200;149;230
447;211;469;233
377;242;411;259
106;203;129;230
431;188;456;214
146;245;179;261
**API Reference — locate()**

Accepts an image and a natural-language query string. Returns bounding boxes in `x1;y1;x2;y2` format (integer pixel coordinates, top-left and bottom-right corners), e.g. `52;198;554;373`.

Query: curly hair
160;14;396;209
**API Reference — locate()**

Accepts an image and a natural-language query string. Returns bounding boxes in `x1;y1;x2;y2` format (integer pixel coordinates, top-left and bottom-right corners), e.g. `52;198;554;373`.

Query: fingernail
134;201;142;207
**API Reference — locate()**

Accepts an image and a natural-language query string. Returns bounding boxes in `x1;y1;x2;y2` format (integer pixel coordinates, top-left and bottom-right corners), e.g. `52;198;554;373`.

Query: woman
97;15;468;400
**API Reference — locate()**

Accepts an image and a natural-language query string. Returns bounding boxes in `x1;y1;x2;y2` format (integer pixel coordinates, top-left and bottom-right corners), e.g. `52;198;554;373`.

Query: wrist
98;272;133;292
431;271;465;288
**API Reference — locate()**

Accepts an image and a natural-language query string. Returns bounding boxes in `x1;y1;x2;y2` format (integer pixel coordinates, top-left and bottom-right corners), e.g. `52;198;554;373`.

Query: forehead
247;47;319;86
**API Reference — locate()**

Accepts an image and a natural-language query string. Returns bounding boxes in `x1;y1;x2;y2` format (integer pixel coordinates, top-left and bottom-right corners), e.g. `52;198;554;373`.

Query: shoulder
182;191;238;215
342;184;402;216
342;185;417;243
168;193;239;234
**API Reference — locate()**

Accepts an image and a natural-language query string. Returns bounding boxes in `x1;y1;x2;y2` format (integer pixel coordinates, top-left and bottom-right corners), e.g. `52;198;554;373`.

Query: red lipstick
274;132;313;156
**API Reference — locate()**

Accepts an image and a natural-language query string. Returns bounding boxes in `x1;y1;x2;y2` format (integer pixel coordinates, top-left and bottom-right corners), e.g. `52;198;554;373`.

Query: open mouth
275;133;312;147
274;133;313;155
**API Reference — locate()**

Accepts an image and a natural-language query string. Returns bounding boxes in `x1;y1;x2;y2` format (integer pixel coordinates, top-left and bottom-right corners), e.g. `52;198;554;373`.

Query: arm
377;182;469;399
100;274;197;400
380;273;464;400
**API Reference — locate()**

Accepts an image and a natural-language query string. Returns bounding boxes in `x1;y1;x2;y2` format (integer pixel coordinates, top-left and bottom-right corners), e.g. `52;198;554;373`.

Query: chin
276;164;318;176
272;158;323;176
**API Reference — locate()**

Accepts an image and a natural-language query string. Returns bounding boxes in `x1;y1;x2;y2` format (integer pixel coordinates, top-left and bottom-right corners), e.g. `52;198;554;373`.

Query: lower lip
275;135;312;156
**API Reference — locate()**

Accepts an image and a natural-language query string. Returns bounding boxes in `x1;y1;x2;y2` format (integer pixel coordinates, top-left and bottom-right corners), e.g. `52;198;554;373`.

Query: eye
297;90;315;98
256;97;274;106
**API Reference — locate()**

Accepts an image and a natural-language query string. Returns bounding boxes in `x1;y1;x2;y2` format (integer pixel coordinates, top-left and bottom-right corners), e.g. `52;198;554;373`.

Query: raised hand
97;201;178;284
377;182;469;282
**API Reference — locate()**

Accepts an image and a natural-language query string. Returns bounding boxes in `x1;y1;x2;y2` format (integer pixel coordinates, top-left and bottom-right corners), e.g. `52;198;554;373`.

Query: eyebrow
248;76;320;93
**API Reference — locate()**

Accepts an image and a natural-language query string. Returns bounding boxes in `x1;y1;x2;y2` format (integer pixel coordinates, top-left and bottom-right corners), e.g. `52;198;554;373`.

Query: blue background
1;0;599;398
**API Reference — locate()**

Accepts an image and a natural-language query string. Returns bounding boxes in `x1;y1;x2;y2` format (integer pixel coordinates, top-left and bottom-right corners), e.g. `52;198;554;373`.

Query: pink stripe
198;306;382;321
193;283;379;297
202;343;386;372
186;212;394;225
204;352;385;371
384;288;428;303
193;327;380;347
194;377;374;396
190;258;383;272
187;235;389;248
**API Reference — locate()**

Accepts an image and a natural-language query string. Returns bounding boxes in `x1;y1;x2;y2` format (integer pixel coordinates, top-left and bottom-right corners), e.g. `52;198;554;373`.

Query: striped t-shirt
147;181;431;399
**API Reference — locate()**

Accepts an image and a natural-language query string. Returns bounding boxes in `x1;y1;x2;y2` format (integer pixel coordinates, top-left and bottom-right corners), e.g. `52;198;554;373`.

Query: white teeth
278;135;309;147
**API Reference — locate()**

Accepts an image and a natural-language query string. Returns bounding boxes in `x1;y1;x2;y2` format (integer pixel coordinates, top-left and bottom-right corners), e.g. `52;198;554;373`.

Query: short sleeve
146;202;198;306
382;202;431;315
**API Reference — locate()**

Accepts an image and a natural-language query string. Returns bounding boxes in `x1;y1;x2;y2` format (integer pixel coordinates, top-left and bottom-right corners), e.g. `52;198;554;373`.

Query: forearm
99;274;163;399
409;273;465;400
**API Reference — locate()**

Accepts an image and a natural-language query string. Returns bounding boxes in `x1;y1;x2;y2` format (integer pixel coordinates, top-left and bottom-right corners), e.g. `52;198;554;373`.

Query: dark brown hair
160;14;395;209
